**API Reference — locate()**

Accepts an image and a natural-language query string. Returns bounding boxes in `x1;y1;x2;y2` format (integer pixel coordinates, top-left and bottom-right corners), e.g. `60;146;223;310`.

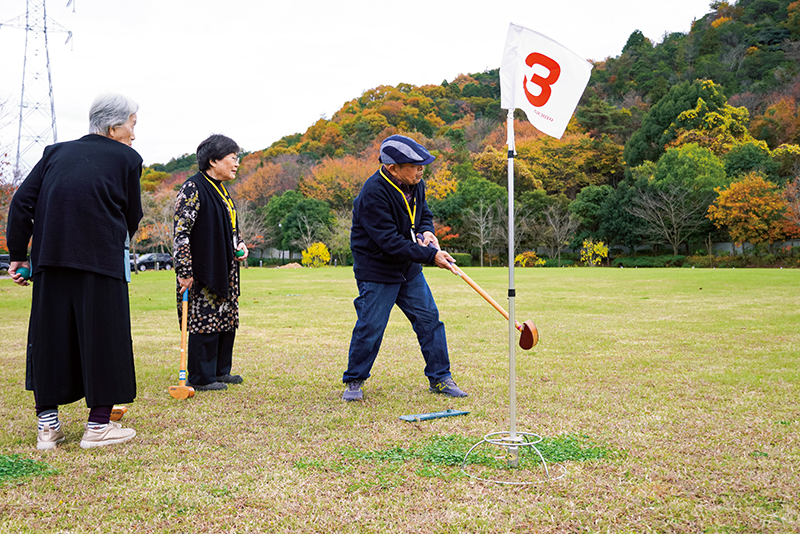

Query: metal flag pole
506;108;521;467
462;109;564;483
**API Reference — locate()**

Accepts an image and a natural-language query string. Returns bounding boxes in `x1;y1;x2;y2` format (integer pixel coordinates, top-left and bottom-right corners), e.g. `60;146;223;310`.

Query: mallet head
168;385;195;400
518;320;539;350
110;405;128;421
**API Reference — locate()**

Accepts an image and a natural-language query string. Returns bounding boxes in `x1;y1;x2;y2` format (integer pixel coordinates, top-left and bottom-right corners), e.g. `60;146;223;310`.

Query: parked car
129;253;138;272
136;252;173;271
0;254;10;273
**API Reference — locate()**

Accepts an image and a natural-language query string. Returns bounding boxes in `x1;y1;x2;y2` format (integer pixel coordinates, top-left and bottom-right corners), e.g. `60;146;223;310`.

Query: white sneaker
37;423;66;450
79;421;136;449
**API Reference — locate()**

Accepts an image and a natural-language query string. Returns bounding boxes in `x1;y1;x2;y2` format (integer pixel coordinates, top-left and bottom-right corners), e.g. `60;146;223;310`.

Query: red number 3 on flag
523;53;561;107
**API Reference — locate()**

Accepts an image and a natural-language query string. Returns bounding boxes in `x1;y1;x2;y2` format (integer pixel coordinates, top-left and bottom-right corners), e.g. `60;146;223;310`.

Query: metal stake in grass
168;289;195;400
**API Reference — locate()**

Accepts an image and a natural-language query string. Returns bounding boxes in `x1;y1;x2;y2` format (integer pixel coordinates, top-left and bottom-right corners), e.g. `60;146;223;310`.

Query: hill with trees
4;0;800;267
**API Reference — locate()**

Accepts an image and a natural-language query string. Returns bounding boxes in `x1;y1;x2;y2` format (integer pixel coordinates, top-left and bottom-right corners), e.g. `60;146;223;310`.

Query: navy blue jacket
351;167;437;283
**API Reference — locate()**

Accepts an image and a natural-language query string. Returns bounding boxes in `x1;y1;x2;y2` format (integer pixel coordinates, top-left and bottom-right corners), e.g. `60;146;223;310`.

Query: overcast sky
0;0;714;170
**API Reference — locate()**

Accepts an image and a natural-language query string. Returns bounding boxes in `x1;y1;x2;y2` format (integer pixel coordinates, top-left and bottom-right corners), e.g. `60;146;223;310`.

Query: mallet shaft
179;289;189;386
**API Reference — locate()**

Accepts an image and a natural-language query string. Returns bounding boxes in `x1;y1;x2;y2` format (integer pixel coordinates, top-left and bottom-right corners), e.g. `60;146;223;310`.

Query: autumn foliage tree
140;169;172;192
750;98;799;148
433;222;459;246
235;161;284;206
298;155;373;211
707;173;788;252
515;132;623;198
784;177;800;237
426;165;457;201
666;96;754;156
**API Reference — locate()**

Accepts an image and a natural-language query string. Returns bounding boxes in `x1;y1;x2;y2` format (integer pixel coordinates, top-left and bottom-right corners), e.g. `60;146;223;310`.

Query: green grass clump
0;454;58;484
341;433;618;469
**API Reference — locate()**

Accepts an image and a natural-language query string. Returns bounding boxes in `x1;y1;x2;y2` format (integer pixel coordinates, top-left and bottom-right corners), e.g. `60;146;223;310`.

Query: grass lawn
0;266;798;533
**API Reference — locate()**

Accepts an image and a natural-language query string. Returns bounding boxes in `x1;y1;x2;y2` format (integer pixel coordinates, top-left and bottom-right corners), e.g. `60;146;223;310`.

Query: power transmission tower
0;0;71;176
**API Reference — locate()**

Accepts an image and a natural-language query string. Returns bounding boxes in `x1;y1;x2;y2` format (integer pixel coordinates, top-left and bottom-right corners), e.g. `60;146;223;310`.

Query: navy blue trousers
343;272;451;386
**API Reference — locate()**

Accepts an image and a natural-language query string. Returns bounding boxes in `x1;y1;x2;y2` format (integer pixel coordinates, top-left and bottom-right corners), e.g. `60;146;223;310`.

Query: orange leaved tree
706;173;788;254
299;155;373;211
785;177;800;238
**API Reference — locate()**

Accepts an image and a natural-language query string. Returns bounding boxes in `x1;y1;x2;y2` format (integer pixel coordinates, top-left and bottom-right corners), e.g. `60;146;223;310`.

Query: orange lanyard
380;167;416;241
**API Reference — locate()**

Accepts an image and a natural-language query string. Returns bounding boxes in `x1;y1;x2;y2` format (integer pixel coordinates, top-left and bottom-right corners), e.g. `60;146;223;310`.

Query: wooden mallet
453;268;538;349
168;289;195;400
419;234;538;350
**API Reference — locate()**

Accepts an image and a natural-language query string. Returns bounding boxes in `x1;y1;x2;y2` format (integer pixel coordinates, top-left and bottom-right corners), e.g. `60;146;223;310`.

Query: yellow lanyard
380;167;416;241
202;173;237;234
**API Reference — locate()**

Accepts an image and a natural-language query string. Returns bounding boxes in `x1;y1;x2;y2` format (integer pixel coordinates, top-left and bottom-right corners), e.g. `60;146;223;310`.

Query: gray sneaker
430;377;468;397
342;380;364;401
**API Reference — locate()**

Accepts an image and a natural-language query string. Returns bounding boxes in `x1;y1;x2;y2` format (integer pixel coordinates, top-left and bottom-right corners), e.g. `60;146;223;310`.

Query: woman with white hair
6;93;143;450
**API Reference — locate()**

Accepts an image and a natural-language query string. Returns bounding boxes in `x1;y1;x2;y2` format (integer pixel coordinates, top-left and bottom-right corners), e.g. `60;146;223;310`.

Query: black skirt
25;268;136;407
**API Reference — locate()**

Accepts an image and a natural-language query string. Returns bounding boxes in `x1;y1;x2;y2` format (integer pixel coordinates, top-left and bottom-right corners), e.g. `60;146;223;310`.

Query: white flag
500;23;593;139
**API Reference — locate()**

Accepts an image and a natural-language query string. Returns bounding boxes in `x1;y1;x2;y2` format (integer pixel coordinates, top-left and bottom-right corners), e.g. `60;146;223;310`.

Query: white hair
88;93;139;135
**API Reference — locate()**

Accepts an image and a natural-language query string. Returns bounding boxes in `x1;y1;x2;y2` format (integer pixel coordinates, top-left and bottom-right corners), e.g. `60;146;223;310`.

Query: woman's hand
9;261;30;287
236;242;249;261
178;276;193;294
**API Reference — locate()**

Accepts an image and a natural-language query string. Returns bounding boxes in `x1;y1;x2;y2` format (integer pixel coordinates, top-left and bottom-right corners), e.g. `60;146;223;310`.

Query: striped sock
38;410;60;432
87;422;108;432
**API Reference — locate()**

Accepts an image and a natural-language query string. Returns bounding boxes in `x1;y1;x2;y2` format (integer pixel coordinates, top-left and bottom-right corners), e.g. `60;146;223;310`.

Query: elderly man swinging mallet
342;134;468;401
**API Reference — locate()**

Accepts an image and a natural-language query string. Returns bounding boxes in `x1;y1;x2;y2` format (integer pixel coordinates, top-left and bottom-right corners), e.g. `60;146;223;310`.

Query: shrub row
612;255;686;268
683;254;800;268
450;253;472;267
541;258;576;267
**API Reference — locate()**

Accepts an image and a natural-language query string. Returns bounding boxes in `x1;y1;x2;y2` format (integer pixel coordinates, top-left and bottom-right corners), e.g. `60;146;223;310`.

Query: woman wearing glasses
173;134;248;391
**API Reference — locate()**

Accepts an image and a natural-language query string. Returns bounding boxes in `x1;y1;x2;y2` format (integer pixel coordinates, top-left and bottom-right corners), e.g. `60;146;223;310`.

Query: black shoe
216;374;243;384
193;381;228;391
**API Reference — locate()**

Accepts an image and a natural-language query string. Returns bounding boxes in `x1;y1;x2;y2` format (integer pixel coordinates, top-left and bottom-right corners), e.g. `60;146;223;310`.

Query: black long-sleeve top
6;134;143;280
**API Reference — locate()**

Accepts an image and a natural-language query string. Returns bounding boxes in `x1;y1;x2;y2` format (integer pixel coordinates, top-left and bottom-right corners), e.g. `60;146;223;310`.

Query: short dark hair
197;134;240;172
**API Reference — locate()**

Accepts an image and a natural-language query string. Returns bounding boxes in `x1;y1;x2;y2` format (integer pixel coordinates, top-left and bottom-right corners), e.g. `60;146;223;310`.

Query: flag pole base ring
461;430;567;485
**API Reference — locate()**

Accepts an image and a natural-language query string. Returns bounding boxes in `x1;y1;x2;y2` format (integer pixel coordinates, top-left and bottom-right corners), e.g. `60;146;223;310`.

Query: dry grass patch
0;267;798;532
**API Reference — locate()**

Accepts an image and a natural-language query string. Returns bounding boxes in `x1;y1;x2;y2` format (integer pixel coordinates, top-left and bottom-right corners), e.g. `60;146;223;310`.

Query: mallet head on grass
168;384;195;400
110;405;128;421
